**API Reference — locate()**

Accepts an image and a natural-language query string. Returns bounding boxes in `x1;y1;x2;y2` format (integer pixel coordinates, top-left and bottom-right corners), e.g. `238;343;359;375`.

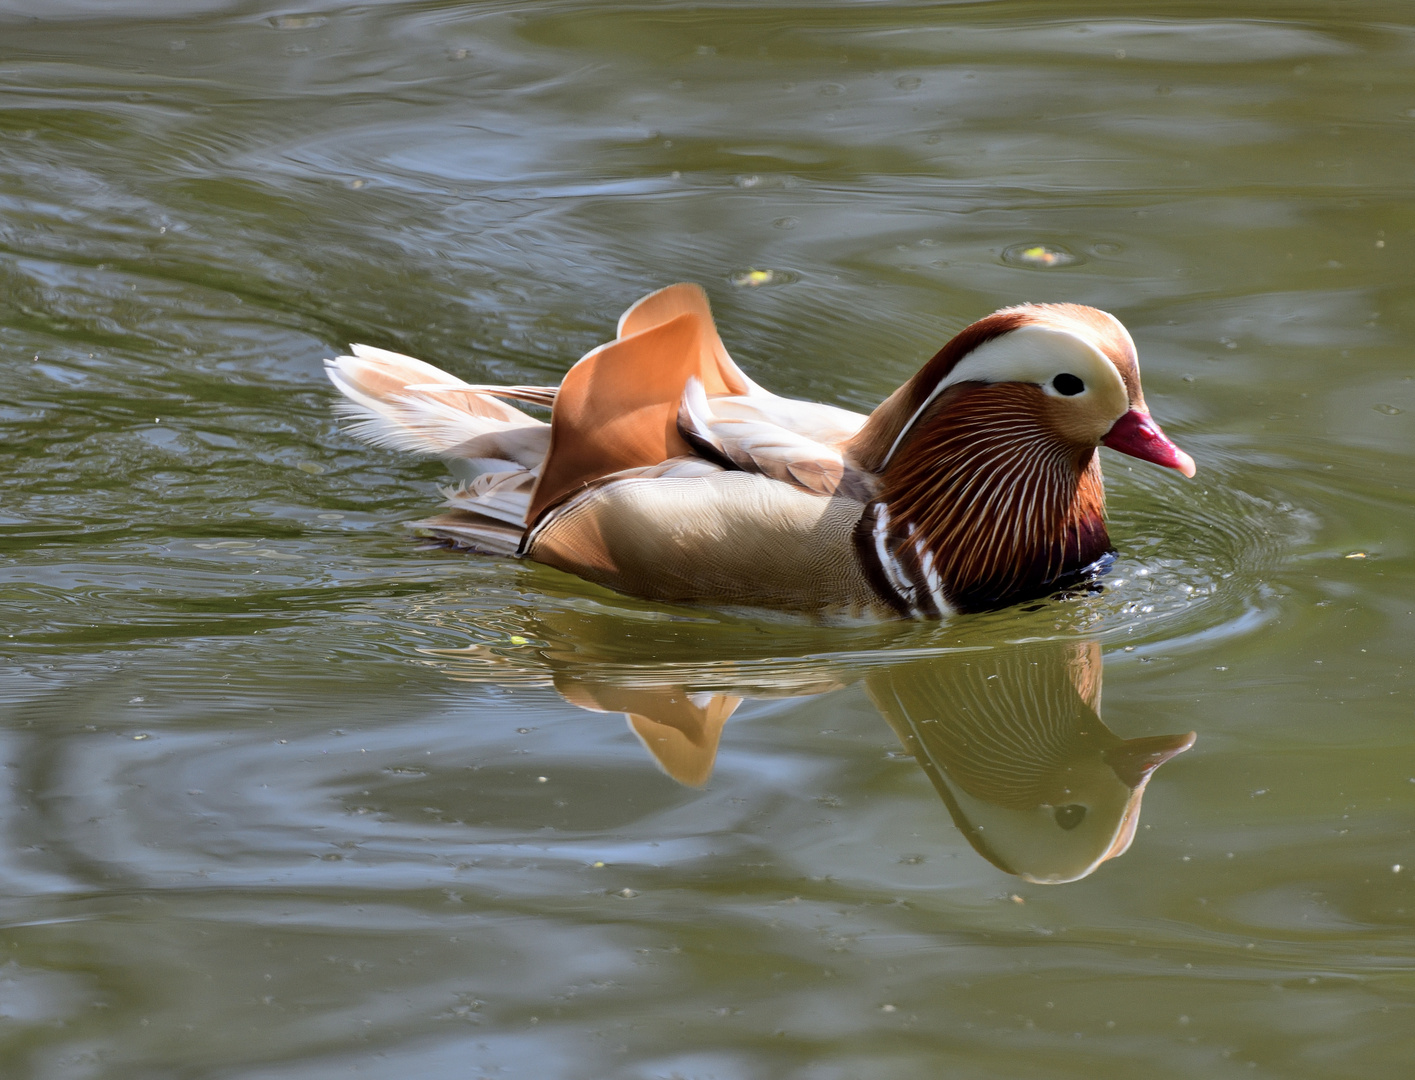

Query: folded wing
328;284;878;556
530;283;873;518
678;376;871;497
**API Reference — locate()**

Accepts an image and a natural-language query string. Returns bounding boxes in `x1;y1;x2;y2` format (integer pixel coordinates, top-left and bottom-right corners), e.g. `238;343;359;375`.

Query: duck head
848;304;1194;615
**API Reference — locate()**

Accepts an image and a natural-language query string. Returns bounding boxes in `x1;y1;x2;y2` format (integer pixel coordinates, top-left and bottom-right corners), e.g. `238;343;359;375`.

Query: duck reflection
866;642;1194;883
426;623;1192;882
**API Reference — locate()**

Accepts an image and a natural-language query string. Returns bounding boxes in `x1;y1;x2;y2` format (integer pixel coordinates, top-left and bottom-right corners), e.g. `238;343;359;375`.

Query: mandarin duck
326;283;1193;620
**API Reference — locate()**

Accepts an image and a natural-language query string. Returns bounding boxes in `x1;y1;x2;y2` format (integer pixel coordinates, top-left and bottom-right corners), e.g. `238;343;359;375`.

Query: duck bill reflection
1093;731;1197;861
866;641;1194;883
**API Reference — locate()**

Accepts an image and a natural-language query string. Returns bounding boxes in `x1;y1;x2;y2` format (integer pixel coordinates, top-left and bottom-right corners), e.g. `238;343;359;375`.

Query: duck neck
855;386;1110;616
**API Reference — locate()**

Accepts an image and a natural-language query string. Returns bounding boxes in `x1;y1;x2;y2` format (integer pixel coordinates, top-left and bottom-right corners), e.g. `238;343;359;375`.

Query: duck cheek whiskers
870;383;1110;612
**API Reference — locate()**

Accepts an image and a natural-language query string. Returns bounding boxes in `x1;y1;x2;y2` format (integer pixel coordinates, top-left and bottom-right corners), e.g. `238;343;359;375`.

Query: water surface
2;2;1413;1077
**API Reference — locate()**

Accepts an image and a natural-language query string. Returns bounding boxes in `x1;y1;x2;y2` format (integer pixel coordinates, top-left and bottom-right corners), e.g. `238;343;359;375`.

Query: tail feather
325;344;551;470
440;469;537;528
405;382;558;410
413;511;525;556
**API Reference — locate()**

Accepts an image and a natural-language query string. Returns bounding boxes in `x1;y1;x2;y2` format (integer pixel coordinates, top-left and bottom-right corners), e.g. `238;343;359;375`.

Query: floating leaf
1002;243;1083;269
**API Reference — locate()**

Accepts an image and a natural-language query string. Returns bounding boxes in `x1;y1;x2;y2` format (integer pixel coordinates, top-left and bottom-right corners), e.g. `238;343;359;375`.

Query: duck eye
1052;373;1085;396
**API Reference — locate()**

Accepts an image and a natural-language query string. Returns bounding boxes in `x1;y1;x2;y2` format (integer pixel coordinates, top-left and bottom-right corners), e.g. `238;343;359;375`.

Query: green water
2;2;1413;1076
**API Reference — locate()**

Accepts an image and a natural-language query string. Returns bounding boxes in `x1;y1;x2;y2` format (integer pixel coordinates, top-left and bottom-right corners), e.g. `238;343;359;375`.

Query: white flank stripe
872;505;918;611
915;538;947;612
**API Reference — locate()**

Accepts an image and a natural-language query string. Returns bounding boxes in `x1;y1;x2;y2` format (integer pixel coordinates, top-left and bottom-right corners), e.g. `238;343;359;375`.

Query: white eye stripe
881;325;1128;467
947;326;1122;399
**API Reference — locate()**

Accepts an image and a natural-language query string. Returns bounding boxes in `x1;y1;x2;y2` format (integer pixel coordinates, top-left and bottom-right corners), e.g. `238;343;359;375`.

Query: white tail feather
325;344;548;464
440;469;537;528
